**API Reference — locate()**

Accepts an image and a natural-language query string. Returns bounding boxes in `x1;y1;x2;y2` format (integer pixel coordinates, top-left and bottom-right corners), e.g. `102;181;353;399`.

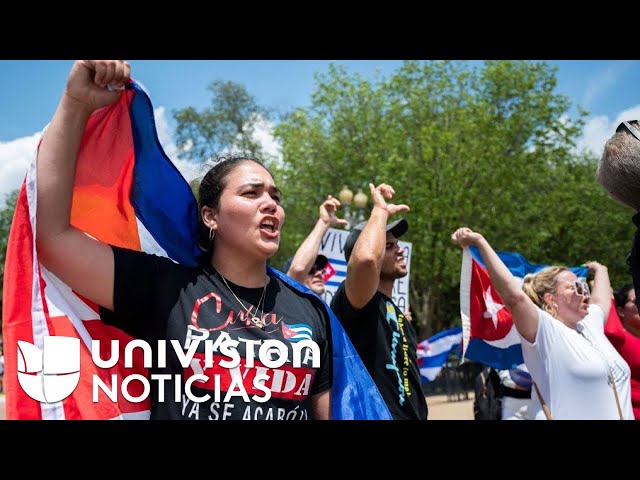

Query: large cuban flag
417;326;463;382
459;246;588;370
2;80;391;420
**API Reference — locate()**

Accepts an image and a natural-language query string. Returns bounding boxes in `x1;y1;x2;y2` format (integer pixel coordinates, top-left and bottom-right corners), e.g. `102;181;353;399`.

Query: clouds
0;130;41;206
152;106;203;184
576;104;640;158
252;116;282;160
574;61;638;157
153;106;283;184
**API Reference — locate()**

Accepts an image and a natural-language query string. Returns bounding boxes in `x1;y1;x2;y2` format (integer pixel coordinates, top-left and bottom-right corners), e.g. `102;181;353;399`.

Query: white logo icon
17;336;81;403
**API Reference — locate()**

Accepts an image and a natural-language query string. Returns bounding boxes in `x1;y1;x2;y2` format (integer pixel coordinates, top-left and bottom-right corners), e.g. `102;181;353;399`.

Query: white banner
317;227;412;313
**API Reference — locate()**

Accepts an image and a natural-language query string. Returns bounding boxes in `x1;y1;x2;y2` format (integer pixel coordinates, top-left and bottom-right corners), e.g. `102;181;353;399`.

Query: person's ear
201;206;217;231
543;292;555;307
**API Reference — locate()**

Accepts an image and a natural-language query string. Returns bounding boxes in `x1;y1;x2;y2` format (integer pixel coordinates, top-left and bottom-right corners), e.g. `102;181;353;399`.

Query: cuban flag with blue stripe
417;326;463;381
459;246;588;370
323;258;346;289
2;80;390;420
281;322;313;342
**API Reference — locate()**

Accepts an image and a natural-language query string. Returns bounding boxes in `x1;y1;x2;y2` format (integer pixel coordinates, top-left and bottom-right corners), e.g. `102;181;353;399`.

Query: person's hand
368;183;410;217
451;227;483;248
584;261;607;274
319;195;348;228
65;60;131;111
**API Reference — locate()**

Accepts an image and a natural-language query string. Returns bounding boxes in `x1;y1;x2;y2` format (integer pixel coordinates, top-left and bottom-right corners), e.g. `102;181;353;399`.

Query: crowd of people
8;59;640;420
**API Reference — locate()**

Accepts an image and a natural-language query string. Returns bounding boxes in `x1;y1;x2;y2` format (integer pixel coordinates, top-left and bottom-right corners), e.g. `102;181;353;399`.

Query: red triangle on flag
281;322;296;339
322;262;336;283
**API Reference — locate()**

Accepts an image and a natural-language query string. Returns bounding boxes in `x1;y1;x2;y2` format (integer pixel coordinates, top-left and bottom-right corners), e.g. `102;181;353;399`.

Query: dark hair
614;284;634;309
197;153;271;259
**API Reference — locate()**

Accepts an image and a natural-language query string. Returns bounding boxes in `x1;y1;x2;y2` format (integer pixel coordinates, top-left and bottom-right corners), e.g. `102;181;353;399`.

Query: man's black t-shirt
99;246;332;420
330;282;427;420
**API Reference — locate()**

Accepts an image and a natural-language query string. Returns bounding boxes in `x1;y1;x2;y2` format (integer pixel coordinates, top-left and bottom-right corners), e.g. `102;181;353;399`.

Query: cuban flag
323;254;345;290
281;322;313;343
459;245;588;370
2;80;391;420
417;326;462;382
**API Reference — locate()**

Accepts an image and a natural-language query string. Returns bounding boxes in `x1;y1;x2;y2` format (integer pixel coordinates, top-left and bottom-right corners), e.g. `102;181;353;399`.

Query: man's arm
345;183;409;309
287;195;347;282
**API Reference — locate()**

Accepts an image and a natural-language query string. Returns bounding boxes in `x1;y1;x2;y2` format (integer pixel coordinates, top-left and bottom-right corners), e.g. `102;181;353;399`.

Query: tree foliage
173;80;270;163
0;189;19;330
274;60;633;338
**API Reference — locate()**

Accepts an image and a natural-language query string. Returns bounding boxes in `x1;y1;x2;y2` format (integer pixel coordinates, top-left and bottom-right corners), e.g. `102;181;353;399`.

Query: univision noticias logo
16;333;321;404
17;337;81;403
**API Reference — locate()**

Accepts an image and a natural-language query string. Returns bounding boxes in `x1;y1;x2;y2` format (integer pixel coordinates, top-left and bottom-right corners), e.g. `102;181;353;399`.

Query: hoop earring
209;227;215;241
543;303;558;319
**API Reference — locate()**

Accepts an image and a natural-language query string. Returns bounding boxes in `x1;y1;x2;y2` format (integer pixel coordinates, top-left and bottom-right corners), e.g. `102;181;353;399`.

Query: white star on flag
482;286;504;329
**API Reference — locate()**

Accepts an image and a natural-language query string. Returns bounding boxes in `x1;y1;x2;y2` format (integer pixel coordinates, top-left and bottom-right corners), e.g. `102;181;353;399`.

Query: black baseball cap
343;218;408;262
283;254;329;274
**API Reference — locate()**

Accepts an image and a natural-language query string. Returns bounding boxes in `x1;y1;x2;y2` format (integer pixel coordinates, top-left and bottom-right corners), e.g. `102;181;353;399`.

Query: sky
1;59;639;206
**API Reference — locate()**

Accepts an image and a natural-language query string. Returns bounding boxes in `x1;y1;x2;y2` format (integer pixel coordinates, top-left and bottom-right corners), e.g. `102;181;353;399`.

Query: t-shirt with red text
100;246;332;420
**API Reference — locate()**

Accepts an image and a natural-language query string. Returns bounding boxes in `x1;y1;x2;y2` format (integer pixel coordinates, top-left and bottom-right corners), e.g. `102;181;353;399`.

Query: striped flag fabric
459;246;588;370
2;82;200;419
417;326;463;382
281;322;313;343
2;80;390;420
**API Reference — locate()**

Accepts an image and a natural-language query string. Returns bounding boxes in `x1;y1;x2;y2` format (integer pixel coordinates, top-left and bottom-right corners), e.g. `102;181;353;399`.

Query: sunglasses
616;121;640;143
571;281;591;298
309;265;324;275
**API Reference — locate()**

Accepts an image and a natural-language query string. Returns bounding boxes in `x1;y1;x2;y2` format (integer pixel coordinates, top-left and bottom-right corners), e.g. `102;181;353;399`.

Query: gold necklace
219;273;268;329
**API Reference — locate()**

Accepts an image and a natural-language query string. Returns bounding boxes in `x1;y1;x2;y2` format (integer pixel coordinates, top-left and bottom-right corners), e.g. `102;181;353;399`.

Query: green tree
189;178;200;201
1;189;19;330
274;60;629;338
173;80;270;163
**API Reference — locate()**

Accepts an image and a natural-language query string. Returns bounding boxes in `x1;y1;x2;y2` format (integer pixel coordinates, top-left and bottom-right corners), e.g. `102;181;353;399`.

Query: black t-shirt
330;282;427;420
99;246;332;420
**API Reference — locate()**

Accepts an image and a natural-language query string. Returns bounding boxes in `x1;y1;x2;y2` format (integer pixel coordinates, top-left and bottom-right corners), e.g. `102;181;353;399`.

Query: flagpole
533;382;553;420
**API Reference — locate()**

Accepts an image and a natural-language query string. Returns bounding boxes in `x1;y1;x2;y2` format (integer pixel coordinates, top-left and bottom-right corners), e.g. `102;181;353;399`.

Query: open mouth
260;217;279;234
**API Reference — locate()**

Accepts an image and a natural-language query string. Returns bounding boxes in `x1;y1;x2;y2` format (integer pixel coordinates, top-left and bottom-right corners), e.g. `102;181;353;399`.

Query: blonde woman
452;227;633;420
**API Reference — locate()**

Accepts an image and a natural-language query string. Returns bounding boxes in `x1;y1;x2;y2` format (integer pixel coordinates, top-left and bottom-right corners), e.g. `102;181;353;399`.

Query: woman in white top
452;227;633;420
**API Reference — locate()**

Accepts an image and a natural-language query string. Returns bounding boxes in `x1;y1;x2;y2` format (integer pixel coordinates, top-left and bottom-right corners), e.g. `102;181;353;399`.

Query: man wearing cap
285;195;347;296
330;183;427;420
